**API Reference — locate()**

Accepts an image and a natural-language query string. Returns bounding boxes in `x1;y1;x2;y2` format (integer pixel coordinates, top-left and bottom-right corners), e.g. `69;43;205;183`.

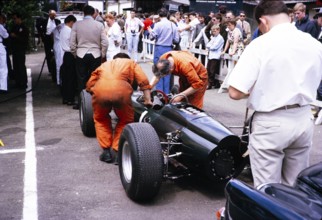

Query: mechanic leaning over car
86;53;153;164
151;51;208;109
228;0;322;188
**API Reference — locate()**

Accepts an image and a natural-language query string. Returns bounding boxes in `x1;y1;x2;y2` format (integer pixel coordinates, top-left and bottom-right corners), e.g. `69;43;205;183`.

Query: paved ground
0;50;321;220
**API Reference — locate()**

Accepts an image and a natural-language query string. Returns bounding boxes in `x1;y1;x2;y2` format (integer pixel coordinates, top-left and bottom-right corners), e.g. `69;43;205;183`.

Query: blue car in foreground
217;162;322;220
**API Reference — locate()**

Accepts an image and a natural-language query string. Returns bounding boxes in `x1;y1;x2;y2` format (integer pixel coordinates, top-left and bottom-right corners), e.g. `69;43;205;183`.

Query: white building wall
106;2;133;15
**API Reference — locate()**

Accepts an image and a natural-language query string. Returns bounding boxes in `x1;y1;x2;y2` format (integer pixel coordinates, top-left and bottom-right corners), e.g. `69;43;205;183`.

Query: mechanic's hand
143;100;153;108
171;95;183;103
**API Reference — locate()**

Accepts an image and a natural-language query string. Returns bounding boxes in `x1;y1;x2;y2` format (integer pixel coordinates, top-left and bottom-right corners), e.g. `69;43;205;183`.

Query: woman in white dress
178;14;191;50
105;14;122;61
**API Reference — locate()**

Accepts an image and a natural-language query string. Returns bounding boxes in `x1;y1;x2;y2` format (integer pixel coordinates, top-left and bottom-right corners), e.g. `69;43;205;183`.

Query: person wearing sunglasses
237;11;251;46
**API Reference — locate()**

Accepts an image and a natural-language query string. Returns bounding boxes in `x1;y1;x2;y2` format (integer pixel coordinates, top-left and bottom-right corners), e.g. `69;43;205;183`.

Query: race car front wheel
79;89;96;137
118;123;163;201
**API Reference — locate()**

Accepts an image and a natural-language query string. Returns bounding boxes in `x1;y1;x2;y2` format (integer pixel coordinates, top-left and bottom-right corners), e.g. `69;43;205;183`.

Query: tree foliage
0;0;56;51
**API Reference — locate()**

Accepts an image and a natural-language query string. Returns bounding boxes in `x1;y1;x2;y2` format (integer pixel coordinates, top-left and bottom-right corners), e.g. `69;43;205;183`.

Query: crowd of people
0;0;321;188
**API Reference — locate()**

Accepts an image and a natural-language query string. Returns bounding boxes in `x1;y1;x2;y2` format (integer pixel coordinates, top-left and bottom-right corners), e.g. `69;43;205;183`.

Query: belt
155;44;172;47
275;104;301;110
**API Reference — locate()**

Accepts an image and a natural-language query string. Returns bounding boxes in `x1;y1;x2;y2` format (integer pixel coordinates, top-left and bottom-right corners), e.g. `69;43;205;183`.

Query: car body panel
223;162;322;220
131;92;247;181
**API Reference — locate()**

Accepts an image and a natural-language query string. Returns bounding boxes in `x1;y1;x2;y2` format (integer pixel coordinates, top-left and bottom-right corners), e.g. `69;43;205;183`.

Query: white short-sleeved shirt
125;17;144;34
60;25;72;52
228;23;322;112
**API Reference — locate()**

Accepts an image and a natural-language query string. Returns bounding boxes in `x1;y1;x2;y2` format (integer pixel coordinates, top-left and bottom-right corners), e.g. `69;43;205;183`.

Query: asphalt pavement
0;49;321;220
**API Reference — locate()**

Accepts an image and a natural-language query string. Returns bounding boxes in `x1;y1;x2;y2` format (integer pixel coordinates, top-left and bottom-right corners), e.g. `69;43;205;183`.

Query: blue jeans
143;31;152;54
154;45;172;94
126;33;139;61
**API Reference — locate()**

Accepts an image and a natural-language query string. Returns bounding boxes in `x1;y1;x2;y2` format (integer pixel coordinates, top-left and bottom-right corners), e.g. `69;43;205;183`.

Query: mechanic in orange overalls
150;51;208;109
86;53;152;163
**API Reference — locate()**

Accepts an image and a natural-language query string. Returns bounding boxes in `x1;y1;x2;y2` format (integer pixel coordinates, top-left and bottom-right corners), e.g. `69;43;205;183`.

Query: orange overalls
160;51;208;109
86;58;151;151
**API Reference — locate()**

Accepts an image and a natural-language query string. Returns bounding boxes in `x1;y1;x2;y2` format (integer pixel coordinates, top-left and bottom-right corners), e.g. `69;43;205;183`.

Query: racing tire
118;123;163;201
79;89;96;137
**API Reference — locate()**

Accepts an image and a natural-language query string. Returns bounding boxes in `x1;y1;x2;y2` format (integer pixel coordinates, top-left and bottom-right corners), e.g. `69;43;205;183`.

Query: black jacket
36;17;60;38
11;22;29;51
295;15;319;38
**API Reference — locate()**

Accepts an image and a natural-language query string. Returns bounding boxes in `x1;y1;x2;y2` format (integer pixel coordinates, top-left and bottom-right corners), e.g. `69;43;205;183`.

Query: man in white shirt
124;9;144;62
60;15;77;105
40;10;60;76
228;0;322;188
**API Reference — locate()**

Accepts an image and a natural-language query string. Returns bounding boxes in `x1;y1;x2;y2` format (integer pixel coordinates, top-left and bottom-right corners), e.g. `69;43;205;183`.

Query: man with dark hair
60;15;77;105
70;4;108;109
10;12;29;89
86;52;152;164
124;9;144;62
228;0;322;187
148;8;179;94
151;51;207;109
237;10;251;46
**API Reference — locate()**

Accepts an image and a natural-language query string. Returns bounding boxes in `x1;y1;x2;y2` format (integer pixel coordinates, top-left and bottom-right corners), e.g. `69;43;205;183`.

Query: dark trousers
61;52;77;102
12;50;27;88
75;54;101;95
206;58;220;86
43;34;54;74
317;81;322;101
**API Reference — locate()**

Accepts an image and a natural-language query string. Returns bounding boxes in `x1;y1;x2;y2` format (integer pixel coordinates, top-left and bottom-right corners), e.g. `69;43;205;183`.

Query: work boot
99;148;113;163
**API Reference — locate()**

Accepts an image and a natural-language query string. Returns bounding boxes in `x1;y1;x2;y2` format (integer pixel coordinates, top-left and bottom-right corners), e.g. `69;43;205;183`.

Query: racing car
216;162;322;220
78;89;249;201
118;90;250;201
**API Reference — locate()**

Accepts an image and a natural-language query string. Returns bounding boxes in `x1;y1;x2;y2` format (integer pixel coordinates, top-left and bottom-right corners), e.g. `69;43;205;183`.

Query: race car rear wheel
79;89;96;137
119;123;163;201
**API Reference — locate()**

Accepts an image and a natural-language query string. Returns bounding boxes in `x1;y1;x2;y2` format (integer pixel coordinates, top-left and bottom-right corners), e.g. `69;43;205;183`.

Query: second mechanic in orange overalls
150;51;208;109
86;53;152;163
